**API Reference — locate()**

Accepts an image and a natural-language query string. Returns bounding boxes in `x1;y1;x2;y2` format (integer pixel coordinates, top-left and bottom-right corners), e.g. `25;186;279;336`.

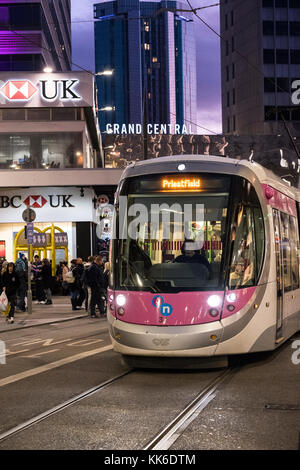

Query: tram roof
121;155;300;201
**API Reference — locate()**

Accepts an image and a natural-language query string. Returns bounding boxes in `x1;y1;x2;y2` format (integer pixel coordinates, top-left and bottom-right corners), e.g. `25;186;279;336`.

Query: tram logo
152;295;173;317
0;80;38;101
23;195;47;208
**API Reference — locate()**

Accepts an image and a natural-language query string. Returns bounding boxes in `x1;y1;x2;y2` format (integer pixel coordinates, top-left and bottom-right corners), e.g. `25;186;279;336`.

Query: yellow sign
161;178;201;191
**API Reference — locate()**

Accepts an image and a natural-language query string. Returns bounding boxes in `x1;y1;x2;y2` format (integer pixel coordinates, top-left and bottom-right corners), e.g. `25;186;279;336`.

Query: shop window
2;109;25;121
27;109;51;121
52;108;76;121
0;133;83;169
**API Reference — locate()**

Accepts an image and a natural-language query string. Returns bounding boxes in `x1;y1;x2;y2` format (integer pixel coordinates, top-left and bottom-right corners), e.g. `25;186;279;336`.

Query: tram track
0;365;238;449
0;370;132;445
144;366;238;450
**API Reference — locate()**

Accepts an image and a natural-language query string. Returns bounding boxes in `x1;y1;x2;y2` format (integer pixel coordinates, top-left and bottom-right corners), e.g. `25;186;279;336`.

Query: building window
291;50;300;64
231;11;234;26
264;77;276;92
232;88;236;105
232;63;235;79
276;21;288;35
0;133;83;169
52;108;76;121
27;109;51;121
1;109;25;120
263;49;275;63
290;22;300;35
262;0;274;7
233;115;236;131
232;37;235;52
263;21;274;35
290;0;300;7
227;91;230;107
226;65;229;81
277;77;290;93
227;117;230;133
144;43;150;50
275;0;287;7
226;40;229;56
276;49;289;64
225;14;228;30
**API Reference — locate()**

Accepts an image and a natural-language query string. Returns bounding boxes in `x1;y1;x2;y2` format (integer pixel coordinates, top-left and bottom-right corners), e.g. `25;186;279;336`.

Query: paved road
0;318;299;451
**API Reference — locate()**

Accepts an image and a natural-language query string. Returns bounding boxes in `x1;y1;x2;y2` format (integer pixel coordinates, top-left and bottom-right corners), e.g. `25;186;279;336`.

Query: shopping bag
1;303;11;316
0;291;8;312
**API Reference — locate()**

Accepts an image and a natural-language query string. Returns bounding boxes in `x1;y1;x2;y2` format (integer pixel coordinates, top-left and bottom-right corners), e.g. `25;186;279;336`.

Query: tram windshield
113;174;264;292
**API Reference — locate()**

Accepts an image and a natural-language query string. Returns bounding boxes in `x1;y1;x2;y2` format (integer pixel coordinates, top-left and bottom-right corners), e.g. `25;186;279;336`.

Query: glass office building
0;0;71;72
94;0;197;133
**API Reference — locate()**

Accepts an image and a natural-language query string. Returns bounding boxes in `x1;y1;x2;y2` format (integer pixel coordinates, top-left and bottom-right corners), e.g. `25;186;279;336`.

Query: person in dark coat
85;255;105;317
41;258;52;305
1;262;20;323
32;255;45;303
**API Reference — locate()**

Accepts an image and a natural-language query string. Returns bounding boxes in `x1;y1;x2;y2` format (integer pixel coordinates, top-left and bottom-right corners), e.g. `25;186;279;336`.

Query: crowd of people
0;254;109;324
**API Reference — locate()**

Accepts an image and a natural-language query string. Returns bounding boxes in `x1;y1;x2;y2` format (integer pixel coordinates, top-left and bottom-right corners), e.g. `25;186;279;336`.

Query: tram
107;156;300;367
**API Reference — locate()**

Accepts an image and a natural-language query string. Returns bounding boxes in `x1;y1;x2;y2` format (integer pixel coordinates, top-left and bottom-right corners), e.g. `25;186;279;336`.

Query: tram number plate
152;338;170;347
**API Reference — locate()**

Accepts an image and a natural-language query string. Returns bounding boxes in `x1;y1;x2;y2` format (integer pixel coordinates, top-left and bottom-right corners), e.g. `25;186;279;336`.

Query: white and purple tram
107;156;300;367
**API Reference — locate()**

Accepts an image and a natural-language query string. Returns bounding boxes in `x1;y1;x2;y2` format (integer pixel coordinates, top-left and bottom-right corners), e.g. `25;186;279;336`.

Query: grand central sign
0;72;93;108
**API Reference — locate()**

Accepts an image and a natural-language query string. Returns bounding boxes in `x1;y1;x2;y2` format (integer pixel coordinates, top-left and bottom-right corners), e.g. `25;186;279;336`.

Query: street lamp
99;106;115;111
96;70;114;76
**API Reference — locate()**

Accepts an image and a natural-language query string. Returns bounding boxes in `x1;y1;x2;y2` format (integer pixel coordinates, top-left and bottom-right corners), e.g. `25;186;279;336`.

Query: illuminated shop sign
0;72;93;108
0;187;97;223
161;178;201;191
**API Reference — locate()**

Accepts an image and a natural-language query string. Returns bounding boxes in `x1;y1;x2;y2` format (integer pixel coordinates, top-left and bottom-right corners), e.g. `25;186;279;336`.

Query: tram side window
280;212;292;292
229;205;257;289
289;215;300;290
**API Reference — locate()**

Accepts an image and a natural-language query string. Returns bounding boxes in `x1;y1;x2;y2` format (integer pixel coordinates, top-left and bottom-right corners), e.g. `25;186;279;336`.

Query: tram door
273;209;284;339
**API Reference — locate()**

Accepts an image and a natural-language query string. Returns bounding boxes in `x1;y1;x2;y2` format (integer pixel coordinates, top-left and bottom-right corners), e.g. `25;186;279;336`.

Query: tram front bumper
107;312;223;357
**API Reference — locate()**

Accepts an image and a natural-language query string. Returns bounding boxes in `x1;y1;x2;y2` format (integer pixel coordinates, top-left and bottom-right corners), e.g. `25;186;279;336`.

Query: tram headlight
209;308;219;317
226;293;236;303
116;294;126;307
207;295;222;308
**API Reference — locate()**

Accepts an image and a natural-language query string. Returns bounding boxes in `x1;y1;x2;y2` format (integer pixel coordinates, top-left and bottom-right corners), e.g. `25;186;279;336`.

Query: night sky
71;0;221;134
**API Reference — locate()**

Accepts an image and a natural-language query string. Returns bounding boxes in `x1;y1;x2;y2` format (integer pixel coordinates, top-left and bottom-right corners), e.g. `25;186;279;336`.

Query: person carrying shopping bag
1;262;19;324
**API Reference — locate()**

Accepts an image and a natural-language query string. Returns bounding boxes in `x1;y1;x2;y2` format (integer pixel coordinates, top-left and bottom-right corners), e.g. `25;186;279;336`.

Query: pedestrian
74;257;85;308
85;255;105;318
15;253;27;311
68;259;81;311
32;255;45;303
81;256;94;311
1;260;8;275
61;261;69;295
1;262;19;324
41;258;52;305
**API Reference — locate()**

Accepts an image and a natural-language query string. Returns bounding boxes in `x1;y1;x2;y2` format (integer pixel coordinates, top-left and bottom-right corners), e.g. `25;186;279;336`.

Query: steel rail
143;366;237;450
0;370;131;444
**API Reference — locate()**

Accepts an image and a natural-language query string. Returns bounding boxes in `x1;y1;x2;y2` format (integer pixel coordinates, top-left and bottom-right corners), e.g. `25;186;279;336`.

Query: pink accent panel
262;184;297;217
221;286;256;319
108;289;225;326
108;287;258;325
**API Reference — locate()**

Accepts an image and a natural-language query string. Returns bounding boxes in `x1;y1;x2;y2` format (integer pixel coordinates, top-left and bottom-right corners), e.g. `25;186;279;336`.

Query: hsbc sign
0;72;93;108
0;187;97;223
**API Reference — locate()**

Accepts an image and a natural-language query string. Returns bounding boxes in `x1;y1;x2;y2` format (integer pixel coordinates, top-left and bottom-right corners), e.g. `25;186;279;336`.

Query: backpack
65;270;75;284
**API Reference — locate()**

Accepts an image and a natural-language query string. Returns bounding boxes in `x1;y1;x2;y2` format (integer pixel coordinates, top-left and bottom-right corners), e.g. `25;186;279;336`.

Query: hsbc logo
0;78;81;102
1;80;38;101
24;195;47;208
